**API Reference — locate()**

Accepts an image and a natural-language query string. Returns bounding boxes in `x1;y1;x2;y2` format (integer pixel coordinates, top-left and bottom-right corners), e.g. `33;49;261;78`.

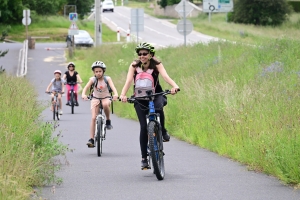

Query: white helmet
54;70;61;75
67;62;75;68
91;61;106;71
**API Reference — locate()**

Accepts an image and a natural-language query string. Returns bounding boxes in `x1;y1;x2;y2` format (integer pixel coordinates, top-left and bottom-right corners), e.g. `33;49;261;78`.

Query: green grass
72;38;300;186
1;15;120;43
0;74;68;199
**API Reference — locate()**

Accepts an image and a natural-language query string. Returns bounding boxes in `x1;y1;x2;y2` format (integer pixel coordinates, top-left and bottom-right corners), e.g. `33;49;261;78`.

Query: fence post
126;29;130;42
117;27;120;42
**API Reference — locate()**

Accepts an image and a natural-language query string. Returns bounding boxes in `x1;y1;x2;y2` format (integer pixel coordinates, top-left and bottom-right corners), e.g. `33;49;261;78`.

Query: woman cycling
119;42;179;168
63;62;83;106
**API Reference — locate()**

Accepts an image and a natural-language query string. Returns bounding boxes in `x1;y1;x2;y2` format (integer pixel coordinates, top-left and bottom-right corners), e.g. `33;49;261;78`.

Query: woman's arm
156;63;179;89
76;74;83;83
62;74;67;81
120;64;135;96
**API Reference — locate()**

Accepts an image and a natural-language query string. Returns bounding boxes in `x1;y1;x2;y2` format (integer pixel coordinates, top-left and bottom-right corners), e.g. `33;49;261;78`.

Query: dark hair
132;56;161;72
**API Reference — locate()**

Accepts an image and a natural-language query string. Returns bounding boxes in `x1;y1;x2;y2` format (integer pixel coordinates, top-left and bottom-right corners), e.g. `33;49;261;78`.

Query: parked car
74;30;94;47
102;1;114;12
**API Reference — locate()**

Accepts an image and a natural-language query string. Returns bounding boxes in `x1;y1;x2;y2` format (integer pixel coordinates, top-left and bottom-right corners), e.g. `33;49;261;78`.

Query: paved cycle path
23;43;300;200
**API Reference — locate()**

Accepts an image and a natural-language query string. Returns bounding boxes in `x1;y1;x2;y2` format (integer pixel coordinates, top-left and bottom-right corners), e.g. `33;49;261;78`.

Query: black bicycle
46;91;63;121
66;81;82;114
126;89;178;180
89;95;112;157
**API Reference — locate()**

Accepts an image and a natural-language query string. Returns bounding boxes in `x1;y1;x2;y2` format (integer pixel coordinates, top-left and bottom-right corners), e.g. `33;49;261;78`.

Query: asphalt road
0;42;22;75
1;10;300;200
102;6;217;48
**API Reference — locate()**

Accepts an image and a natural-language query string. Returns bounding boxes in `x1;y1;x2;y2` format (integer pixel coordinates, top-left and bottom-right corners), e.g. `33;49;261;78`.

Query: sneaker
106;120;113;130
75;101;79;106
141;159;149;168
59;110;63;115
66;102;70;106
162;132;170;142
87;138;95;148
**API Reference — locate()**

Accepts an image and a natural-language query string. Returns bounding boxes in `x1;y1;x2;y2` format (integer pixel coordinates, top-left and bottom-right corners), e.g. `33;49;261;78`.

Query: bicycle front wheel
71;92;75;114
148;121;165;180
53;103;56;121
96;117;103;157
56;105;60;120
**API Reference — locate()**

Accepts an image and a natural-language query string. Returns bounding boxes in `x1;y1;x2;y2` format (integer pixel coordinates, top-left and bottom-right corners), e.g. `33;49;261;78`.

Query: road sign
175;0;194;18
23;10;30;17
69;22;78;30
22;18;31;25
69;13;78;21
176;19;193;36
130;9;144;32
203;0;233;13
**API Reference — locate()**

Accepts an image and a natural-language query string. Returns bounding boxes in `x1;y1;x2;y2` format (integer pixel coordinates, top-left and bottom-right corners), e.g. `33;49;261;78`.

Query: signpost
130;8;144;43
175;0;194;46
22;10;31;39
68;12;79;50
176;19;193;36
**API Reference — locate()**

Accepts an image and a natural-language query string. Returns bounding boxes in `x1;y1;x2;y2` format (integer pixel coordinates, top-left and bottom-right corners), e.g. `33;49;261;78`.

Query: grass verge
0;74;68;199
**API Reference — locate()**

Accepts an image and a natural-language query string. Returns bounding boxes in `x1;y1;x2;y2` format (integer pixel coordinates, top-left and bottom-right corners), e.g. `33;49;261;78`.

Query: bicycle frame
90;95;112;156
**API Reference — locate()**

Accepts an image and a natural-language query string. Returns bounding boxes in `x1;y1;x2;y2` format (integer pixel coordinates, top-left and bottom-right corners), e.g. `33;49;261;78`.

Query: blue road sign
69;13;78;21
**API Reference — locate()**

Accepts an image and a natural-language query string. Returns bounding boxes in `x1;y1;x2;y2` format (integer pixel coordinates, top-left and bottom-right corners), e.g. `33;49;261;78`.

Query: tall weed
0;74;68;199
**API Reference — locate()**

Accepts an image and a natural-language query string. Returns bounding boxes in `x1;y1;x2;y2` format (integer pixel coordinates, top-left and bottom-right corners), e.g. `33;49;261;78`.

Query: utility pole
95;0;102;46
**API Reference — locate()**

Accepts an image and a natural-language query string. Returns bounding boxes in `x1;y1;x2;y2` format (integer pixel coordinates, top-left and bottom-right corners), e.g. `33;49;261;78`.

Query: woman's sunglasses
138;52;149;56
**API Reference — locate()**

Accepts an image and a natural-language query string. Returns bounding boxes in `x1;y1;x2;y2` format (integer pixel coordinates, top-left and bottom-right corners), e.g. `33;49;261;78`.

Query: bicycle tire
53;103;56;121
148;121;165;180
96;117;102;157
71;92;74;114
56;105;60;120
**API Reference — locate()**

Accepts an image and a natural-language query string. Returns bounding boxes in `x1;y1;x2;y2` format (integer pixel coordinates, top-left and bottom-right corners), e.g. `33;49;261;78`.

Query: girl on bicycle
81;61;119;148
63;62;83;106
119;42;179;168
45;70;65;115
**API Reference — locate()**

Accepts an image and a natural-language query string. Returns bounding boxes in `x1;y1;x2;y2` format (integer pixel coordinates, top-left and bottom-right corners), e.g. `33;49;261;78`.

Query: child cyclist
62;62;83;106
45;70;65;115
82;61;118;147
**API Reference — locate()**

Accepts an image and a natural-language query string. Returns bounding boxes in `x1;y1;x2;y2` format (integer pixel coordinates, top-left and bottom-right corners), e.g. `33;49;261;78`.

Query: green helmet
135;42;155;55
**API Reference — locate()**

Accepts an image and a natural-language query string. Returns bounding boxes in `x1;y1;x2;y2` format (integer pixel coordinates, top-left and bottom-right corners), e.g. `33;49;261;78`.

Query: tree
230;0;292;26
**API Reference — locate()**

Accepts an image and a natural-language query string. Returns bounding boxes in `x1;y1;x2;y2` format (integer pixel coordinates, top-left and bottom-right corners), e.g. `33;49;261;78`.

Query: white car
74;30;94;47
102;1;114;12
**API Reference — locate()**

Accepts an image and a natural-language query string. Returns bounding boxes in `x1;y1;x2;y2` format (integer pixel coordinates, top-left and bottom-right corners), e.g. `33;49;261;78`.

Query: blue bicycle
127;89;178;180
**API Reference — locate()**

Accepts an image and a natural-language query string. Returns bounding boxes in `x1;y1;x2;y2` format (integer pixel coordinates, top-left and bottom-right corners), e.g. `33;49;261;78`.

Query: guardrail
17;40;28;77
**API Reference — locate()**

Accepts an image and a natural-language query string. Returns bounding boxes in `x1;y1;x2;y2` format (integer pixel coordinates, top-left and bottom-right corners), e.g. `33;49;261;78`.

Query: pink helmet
54;70;61;75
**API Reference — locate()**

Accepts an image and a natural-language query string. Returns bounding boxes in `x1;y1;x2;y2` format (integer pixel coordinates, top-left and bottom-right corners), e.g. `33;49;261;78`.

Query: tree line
0;0;94;24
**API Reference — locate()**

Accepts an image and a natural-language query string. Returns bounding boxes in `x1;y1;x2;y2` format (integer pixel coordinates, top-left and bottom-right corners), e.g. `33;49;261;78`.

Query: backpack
89;75;112;95
134;68;155;98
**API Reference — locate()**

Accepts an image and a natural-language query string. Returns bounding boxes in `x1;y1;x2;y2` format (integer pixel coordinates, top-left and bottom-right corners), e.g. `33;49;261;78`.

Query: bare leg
90;104;99;139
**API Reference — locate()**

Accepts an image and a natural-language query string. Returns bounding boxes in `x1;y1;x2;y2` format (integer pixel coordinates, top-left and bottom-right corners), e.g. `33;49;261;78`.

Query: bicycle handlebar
87;95;113;101
120;89;180;103
45;91;63;94
65;81;82;85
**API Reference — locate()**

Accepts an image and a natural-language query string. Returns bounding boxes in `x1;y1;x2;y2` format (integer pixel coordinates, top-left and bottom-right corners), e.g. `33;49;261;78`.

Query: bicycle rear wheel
148;121;165;180
71;92;75;114
96;117;103;157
